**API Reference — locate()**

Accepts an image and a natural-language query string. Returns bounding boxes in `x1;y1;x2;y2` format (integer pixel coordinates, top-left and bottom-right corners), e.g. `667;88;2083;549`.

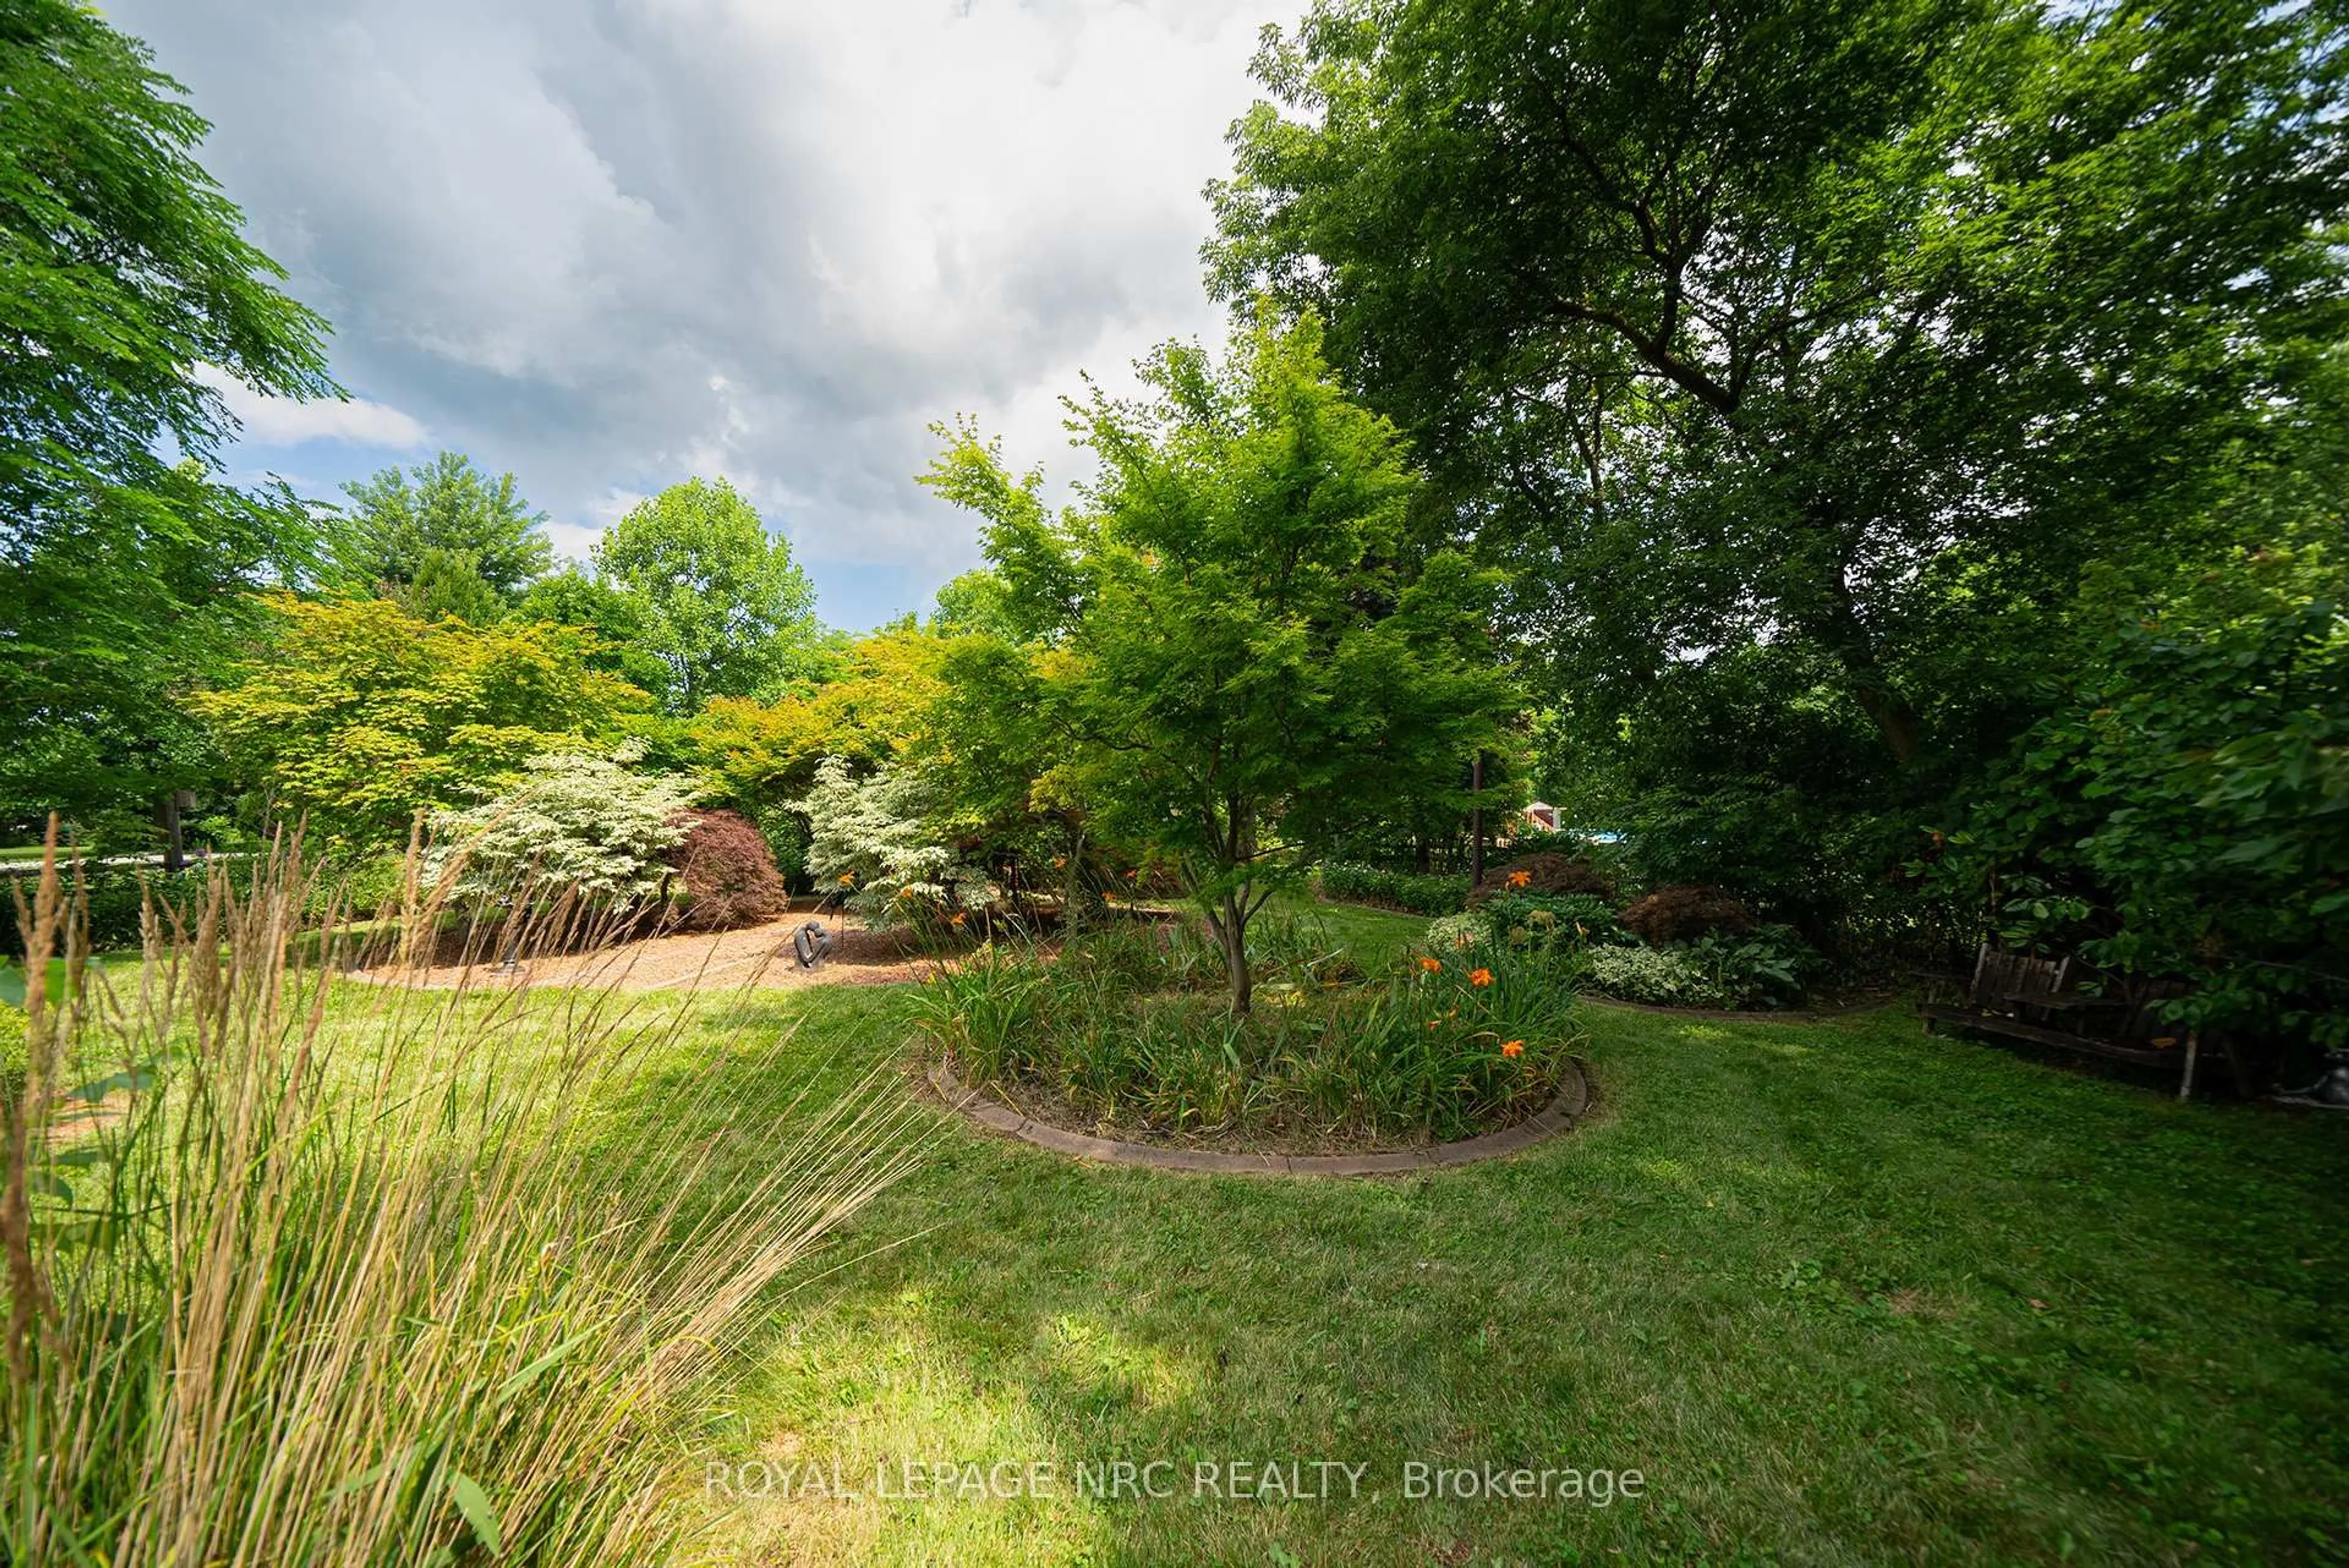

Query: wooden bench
1919;945;2233;1100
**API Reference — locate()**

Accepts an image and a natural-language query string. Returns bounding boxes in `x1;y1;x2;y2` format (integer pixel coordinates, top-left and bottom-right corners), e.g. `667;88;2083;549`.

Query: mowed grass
604;908;2349;1567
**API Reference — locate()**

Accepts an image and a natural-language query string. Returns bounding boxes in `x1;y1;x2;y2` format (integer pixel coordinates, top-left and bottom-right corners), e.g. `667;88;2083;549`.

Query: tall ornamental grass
0;832;925;1566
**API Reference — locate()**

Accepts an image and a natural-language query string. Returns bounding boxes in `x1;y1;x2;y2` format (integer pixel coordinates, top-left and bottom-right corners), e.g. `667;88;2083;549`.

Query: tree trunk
1849;682;1923;767
1212;887;1254;1015
1810;555;1926;767
1469;753;1485;884
1061;820;1087;936
155;792;184;875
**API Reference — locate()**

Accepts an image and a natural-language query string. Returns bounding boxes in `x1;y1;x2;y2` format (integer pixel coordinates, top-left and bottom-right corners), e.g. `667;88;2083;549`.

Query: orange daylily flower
1052;856;1067;868
837;873;855;886
1501;1040;1525;1058
1469;967;1493;987
1418;956;1443;974
1507;870;1531;888
949;911;968;928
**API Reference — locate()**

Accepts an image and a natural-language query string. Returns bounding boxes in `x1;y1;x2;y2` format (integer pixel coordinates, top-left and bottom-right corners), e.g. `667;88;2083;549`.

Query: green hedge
1316;862;1471;916
0;854;407;955
0;1005;25;1105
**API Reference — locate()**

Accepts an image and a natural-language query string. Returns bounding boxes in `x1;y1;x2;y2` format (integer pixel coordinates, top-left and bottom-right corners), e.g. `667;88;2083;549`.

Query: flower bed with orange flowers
910;915;1584;1153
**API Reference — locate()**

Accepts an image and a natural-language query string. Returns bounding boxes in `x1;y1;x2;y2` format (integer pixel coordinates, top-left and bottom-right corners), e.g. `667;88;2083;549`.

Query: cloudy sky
102;0;1290;631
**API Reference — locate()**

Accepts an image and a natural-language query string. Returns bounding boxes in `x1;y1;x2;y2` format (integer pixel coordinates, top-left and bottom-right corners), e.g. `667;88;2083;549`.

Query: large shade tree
0;0;335;837
1206;0;2349;778
327;449;554;618
592;478;822;714
924;311;1520;1011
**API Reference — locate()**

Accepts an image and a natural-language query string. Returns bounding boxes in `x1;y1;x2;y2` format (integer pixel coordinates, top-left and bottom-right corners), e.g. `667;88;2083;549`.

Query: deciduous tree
1208;0;2349;772
0;0;335;832
593;478;821;714
328;451;552;610
924;311;1518;1010
192;596;650;853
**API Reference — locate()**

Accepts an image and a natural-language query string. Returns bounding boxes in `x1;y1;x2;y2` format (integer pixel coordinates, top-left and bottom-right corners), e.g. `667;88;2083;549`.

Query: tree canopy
0;0;334;834
1208;0;2349;774
924;311;1520;1009
592;477;822;714
327;450;554;613
191;596;651;853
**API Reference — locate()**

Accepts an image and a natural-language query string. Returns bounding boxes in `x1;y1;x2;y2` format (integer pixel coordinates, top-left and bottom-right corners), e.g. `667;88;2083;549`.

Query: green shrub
1315;862;1470;915
1480;892;1629;950
1424;912;1490;955
314;853;407;919
1935;545;2348;1059
3;865;166;953
0;1003;24;1104
1465;852;1617;908
1677;923;1820;1010
1579;945;1731;1008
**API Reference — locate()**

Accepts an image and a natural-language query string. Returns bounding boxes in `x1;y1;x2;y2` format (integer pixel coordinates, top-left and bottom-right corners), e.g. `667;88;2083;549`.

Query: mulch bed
346;914;937;993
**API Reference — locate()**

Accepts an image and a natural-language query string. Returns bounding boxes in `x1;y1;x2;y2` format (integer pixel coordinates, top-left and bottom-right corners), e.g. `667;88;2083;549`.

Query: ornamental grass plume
1;823;925;1565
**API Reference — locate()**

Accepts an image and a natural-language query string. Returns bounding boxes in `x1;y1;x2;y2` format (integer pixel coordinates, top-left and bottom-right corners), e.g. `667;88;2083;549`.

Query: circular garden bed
911;914;1589;1166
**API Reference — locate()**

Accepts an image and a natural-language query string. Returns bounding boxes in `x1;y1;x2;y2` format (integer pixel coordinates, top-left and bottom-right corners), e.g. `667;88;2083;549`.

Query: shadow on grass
586;982;2349;1567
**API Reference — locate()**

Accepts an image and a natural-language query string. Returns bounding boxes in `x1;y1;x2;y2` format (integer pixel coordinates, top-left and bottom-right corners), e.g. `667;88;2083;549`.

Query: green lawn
609;920;2349;1567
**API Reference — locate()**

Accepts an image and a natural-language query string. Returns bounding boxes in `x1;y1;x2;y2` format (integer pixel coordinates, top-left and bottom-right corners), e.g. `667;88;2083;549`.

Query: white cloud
199;366;428;449
541;520;606;564
107;0;1290;624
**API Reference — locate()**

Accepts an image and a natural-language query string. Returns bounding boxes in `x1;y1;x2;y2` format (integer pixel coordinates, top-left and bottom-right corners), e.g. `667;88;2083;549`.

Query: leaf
497;1328;599;1403
329;1441;423;1504
66;1065;157;1103
447;1470;504;1556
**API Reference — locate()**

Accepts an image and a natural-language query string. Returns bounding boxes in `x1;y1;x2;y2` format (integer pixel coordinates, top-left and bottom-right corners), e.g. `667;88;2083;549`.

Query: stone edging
924;1056;1589;1177
1578;994;1898;1024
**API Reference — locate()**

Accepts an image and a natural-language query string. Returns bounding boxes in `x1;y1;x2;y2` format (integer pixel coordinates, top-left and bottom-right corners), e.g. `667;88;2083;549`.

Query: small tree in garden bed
1619;885;1756;945
924;309;1520;1011
914;923;1579;1141
664;808;790;930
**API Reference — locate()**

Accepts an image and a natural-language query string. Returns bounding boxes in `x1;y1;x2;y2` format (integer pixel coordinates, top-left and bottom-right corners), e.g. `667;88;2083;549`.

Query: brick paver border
1578;994;1897;1024
924;1056;1590;1177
